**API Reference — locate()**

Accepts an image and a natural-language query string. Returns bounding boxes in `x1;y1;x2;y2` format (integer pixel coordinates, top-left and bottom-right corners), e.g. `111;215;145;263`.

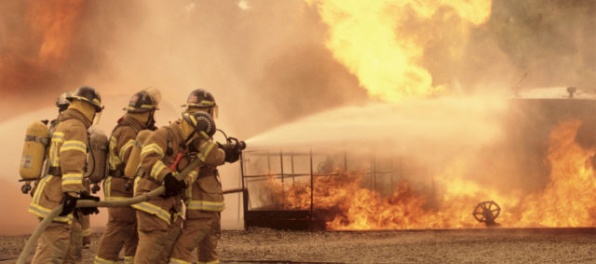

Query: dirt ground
1;227;596;264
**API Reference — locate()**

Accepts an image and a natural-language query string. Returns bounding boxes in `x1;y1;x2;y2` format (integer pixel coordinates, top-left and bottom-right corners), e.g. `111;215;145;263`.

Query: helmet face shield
210;105;218;119
92;111;102;126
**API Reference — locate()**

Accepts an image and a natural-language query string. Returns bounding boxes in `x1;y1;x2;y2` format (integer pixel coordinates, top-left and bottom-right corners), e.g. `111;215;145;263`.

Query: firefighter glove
162;173;186;198
79;192;100;215
59;192;78;217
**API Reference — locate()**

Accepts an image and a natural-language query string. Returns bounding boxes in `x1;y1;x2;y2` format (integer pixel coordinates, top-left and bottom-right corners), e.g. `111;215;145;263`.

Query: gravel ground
2;227;596;264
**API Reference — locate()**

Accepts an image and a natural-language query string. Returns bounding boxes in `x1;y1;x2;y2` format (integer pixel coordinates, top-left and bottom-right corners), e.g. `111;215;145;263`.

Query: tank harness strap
25;135;49;146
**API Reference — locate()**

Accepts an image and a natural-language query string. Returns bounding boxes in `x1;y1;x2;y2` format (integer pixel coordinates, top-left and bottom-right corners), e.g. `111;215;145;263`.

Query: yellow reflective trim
62;173;83;185
60;140;87;153
169;258;192;264
49;133;64;167
28;204;72;223
131;202;171;224
31;176;51;204
120;139;135;159
82;228;91;236
104;196;130;202
197;141;217;162
150;161;167;180
109;136;120;169
186;200;225;211
198;260;220;264
123;255;134;264
103;176;112;199
188;170;198;184
93;256;116;264
141;143;164;157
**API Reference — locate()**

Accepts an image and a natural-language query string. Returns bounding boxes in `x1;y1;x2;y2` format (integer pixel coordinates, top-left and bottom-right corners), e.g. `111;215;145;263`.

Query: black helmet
124;90;159;113
67;86;104;112
182;111;216;140
183;89;216;109
56;91;72;113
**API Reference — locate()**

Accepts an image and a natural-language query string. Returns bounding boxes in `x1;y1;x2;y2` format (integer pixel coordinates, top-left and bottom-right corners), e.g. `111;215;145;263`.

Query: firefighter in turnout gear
94;88;161;264
132;111;221;264
169;89;241;264
28;86;103;264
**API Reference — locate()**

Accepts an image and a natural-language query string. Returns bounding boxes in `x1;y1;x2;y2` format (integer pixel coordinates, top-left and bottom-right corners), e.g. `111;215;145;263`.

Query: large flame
28;0;84;65
264;119;596;230
305;0;492;102
0;0;84;95
507;119;596;227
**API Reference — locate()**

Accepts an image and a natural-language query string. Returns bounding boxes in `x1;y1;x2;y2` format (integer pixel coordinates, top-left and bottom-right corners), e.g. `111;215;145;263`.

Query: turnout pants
197;213;221;264
169;212;218;264
134;210;180;264
32;219;83;264
94;206;138;264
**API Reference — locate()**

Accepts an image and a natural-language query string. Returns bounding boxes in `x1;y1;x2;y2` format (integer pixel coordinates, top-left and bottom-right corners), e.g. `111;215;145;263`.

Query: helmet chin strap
146;111;156;129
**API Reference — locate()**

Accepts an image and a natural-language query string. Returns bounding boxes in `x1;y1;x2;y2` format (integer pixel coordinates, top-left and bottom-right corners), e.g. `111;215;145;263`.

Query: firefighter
94;89;160;264
132;111;221;264
55;90;94;253
169;89;241;264
28;86;103;264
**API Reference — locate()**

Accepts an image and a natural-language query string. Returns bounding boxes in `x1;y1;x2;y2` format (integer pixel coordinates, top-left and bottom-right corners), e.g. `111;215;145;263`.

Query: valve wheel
473;201;501;223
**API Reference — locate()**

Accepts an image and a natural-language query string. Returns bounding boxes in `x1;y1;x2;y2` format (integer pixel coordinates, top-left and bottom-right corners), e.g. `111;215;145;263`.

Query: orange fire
265;119;596;230
0;0;85;95
305;0;492;102
28;0;84;65
505;119;596;228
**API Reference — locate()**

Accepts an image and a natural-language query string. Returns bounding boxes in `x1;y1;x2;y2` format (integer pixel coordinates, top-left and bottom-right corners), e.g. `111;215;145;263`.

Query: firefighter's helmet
56;91;72;113
124;90;159;113
184;89;216;109
183;89;218;118
182;111;216;140
67;86;104;112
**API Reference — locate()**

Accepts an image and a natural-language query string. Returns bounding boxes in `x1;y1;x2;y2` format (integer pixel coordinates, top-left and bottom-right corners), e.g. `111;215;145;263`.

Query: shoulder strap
164;126;174;156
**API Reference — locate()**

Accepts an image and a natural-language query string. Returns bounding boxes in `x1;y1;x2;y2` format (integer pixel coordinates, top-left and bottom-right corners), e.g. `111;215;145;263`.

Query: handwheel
473;200;501;223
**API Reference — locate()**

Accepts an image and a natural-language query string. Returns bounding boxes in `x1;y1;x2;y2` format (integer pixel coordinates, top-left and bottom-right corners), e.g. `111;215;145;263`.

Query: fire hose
17;158;204;264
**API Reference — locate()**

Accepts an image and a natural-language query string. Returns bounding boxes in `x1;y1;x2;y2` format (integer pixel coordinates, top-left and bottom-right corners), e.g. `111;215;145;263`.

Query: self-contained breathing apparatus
19;120;50;194
18;121;109;194
86;127;109;193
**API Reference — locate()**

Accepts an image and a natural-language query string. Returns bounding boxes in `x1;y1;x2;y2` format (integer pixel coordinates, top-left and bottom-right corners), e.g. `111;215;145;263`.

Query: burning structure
240;87;596;231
